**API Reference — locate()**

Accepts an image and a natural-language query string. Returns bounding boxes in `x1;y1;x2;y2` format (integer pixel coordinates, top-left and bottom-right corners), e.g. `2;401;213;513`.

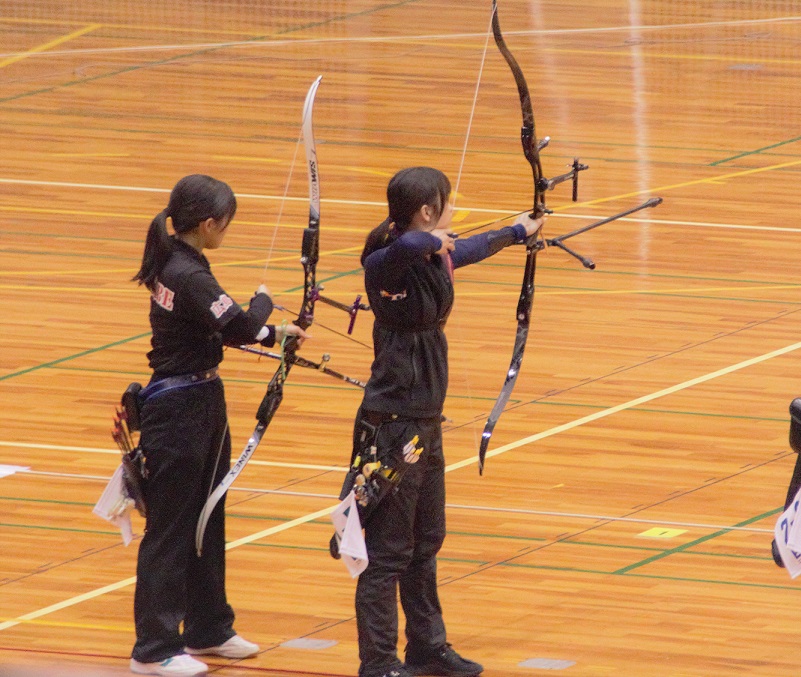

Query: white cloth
330;491;368;577
775;487;801;578
0;464;29;478
92;464;134;546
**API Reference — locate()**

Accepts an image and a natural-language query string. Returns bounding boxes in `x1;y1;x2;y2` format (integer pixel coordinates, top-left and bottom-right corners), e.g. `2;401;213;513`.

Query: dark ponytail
133;174;237;291
361;167;451;265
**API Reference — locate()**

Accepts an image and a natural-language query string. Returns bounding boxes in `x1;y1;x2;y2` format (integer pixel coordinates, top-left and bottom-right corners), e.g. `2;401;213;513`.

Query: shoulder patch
152;281;175;311
210;293;234;319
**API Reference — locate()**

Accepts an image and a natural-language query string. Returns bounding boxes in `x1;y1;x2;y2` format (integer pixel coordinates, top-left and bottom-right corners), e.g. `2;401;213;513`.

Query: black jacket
147;238;273;377
361;224;527;418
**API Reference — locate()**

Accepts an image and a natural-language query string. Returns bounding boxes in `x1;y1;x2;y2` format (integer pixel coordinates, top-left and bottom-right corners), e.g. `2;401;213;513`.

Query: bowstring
262;128;303;281
209;129;304;512
447;3;494;452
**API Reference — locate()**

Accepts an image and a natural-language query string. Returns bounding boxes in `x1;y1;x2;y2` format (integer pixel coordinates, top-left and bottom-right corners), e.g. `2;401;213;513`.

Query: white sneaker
186;634;259;659
130;653;208;676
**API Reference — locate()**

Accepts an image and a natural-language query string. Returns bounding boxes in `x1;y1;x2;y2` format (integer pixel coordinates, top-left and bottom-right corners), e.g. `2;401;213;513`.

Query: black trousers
132;378;236;663
355;414;447;677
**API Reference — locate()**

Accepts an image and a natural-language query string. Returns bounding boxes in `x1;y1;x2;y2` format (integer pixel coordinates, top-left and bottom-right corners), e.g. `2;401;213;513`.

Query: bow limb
195;76;323;555
478;1;545;475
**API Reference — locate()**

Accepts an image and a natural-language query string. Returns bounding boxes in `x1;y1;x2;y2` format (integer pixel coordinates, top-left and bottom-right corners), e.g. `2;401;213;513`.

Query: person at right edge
352;166;545;677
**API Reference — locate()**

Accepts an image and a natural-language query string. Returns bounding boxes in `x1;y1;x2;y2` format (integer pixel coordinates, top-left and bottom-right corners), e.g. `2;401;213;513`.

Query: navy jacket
361;224;527;418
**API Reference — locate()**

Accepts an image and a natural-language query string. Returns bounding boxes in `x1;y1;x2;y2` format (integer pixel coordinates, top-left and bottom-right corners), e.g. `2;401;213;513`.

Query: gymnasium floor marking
1;15;800;61
1;338;796;630
0;24;100;69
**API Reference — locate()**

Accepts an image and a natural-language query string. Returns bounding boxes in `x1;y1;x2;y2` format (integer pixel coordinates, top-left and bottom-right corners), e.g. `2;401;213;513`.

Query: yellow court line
0;284;139;293
452;283;801;298
0;23;101;69
212;155;283;164
51;153;130;158
560;158;801;211
448;339;801;471
2;338;799;631
0;245;362;280
3;280;800;300
0;577;136;632
0;205;154;220
0;205;368;234
0;16;276;37
0;617;131;632
213;155;393;179
215;244;364;268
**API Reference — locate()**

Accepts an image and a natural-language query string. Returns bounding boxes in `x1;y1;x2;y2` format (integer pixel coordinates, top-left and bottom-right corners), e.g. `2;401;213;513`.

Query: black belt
362;410;441;425
139;367;219;402
363;410;399;426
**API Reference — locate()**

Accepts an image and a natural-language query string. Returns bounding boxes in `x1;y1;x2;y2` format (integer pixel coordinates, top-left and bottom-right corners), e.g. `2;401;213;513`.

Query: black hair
361;166;451;265
132;174;237;291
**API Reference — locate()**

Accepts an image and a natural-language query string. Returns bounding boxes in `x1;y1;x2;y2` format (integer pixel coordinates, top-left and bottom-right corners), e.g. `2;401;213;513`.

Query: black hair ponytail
132;210;171;291
360;167;451;265
132;174;237;291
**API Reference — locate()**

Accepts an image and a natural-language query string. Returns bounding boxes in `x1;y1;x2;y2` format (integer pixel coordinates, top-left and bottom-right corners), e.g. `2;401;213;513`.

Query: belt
139;367;219;402
363;410;399;426
362;410;440;425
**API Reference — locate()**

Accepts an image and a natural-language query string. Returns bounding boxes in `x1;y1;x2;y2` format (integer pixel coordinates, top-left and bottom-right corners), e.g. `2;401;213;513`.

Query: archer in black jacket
353;167;544;677
129;174;307;677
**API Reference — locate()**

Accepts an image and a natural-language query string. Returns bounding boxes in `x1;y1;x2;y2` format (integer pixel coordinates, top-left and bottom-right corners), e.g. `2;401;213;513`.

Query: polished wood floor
2;1;801;675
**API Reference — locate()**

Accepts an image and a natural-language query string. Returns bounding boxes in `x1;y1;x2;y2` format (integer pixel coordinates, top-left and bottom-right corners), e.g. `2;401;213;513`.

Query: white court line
448;340;801;472
2;339;797;630
447;504;773;534
5;467;774;534
2;177;799;234
0;441;347;472
0;15;799;60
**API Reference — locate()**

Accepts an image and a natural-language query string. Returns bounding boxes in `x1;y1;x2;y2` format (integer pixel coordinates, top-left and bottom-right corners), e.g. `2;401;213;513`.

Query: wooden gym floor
2;1;801;675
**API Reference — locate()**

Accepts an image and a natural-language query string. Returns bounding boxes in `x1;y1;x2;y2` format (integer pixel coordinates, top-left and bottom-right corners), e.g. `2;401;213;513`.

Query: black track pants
355;415;447;677
132;378;236;663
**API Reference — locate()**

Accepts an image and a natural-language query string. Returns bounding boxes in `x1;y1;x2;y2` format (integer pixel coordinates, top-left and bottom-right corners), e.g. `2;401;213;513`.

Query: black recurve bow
478;1;661;474
477;1;549;475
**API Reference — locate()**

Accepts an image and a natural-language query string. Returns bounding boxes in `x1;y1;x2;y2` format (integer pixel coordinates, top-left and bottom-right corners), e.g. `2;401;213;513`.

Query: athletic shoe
186;634;259;659
405;643;483;676
772;539;785;567
374;669;412;677
130;653;208;676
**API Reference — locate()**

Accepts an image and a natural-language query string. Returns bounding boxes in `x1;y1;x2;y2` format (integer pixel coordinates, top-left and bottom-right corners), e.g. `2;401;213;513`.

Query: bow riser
195;76;323;555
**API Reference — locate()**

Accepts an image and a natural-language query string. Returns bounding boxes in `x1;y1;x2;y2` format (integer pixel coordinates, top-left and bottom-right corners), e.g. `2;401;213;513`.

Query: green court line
7;99;801;162
0;0;422;105
448;530;547;542
244;540;488;564
0;333;150;382
498;560;801;592
568;539;771;561
613;570;800;591
0;496;782;575
0;266;367;384
0;522;118;536
1;230;312;256
613;508;781;574
0;496;95;507
43;364;515;402
710;135;801;166
0;249;139;261
5;224;799;291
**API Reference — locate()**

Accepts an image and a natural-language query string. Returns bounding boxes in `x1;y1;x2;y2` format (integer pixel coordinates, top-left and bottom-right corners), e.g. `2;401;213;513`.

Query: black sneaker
378;669;412;677
405;643;483;677
772;539;785;567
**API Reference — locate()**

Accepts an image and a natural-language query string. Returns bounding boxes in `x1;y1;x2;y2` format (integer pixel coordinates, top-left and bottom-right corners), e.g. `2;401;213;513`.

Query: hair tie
383;219;395;243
